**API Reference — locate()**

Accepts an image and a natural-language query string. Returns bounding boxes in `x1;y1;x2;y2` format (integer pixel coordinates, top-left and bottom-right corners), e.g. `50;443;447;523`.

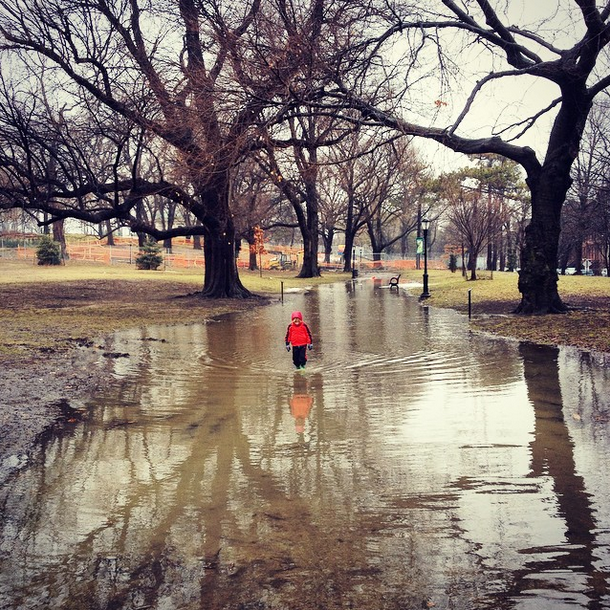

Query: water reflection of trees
2;287;610;610
492;344;609;608
0;319;407;608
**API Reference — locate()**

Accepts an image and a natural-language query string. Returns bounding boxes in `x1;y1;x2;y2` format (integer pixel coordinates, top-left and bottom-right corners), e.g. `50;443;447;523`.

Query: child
285;311;313;369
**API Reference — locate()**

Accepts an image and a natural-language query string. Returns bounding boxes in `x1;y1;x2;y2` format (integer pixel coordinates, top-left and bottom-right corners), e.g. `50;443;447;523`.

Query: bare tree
326;2;610;313
325;132;375;273
0;1;293;297
317;165;347;265
231;159;278;270
325;129;409;272
560;103;610;274
251;0;407;277
462;154;527;272
446;177;502;280
593;178;610;274
365;139;428;262
257;110;356;278
1;0;370;289
590;96;610;273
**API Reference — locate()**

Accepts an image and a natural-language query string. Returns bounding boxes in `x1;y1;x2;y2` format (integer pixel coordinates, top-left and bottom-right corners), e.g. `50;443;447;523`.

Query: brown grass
2;260;609;363
399;269;610;354
0;259;350;365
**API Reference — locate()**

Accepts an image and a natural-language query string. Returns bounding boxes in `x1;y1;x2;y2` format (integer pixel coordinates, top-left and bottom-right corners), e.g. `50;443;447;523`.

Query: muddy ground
0;277;267;483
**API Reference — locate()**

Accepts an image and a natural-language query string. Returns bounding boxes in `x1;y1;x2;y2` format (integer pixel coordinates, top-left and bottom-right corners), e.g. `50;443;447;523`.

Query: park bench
388;274;401;288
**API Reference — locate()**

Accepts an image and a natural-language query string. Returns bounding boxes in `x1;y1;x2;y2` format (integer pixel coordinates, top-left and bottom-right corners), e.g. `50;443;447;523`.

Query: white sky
394;1;597;175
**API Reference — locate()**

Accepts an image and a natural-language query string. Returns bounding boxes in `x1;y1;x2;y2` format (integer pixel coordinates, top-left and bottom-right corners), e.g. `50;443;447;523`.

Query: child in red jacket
285;311;313;369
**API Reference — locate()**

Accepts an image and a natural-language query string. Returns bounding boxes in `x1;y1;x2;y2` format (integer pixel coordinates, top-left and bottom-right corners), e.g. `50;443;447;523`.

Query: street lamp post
420;218;430;300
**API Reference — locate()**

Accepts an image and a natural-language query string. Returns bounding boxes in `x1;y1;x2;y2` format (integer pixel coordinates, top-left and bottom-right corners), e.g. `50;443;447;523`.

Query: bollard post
468;288;472;319
281;281;284;303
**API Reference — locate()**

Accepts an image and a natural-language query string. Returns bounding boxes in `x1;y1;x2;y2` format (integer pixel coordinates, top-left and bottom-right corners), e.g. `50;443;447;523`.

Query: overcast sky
398;1;592;175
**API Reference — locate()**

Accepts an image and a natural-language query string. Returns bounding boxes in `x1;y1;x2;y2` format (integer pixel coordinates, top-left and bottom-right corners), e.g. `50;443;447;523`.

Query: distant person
285;311;313;370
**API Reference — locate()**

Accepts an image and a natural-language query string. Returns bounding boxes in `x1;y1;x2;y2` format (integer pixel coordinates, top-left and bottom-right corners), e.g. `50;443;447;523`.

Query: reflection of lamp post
420;218;430;299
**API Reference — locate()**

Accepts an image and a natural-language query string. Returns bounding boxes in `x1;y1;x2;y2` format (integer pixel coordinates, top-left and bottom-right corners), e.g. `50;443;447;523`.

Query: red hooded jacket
285;311;313;347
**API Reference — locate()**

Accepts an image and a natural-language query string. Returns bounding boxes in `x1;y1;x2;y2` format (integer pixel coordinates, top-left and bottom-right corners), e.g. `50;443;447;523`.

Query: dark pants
292;345;307;368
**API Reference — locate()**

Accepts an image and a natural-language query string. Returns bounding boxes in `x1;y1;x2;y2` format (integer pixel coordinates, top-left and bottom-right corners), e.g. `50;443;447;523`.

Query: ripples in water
1;282;610;610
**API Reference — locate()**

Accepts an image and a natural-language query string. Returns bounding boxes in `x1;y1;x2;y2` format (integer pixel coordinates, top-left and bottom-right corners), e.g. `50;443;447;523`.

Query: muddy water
1;282;610;609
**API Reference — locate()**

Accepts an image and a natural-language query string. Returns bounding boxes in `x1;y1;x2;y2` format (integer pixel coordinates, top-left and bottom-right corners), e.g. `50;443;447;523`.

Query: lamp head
422;218;430;231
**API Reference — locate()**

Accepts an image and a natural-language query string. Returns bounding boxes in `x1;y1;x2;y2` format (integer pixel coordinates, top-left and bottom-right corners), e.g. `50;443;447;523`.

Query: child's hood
291;311;303;321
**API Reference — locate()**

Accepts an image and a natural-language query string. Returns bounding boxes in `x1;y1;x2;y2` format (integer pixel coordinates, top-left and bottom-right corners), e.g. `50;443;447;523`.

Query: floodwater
1;281;610;610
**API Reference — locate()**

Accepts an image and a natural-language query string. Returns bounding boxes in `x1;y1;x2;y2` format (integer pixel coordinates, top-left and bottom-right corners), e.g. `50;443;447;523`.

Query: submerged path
1;281;610;609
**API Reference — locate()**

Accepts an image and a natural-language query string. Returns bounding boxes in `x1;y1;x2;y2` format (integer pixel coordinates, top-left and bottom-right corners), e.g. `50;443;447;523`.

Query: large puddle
1;281;610;609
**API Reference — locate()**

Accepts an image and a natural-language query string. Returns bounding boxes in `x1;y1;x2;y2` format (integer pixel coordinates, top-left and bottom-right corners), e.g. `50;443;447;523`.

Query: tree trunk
200;228;250;298
198;181;252;298
52;219;67;260
516;177;567;313
105;221;115;246
367;221;381;262
249;248;257;271
297;217;320;277
515;85;591;314
245;231;258;271
469;248;478;281
574;240;583;275
343;195;356;272
297;184;321;278
461;242;467;277
343;232;355;273
500;225;508;271
322;227;334;264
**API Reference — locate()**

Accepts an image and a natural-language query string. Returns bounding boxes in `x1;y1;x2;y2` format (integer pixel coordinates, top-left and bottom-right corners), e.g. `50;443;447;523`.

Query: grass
1;259;610;362
0;259;350;291
398;268;609;310
0;259;350;365
398;268;610;354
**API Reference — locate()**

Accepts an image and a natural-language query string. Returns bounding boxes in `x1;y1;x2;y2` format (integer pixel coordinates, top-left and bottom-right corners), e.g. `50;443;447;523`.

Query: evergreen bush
36;235;62;266
136;238;164;270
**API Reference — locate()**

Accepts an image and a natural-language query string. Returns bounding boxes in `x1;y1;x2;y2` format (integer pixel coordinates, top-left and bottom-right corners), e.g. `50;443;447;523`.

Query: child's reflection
289;374;313;435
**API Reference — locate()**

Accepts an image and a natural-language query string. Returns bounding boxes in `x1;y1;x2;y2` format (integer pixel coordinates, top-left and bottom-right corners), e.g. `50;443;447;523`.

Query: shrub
36;235;62;266
136;238;164;270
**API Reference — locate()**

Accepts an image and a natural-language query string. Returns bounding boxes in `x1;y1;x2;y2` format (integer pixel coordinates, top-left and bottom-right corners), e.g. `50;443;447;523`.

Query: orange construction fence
11;242;446;271
14;243;207;268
